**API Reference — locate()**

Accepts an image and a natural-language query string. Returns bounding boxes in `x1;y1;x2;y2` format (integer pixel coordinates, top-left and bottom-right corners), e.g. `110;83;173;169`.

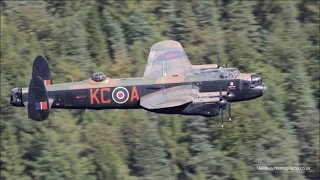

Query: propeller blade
228;102;231;121
220;107;224;127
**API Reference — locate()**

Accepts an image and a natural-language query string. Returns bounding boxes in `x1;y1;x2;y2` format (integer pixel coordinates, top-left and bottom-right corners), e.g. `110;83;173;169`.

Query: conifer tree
86;2;110;68
102;9;127;58
64;15;92;74
0;126;28;180
132;121;175;180
95;142;133;180
153;0;177;37
286;61;319;179
30;112;95;180
124;10;152;45
298;0;320;109
221;0;262;71
185;117;237;179
156;115;190;178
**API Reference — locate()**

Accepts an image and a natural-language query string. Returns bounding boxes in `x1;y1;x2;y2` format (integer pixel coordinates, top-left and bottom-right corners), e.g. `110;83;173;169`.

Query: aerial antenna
217;53;221;68
68;75;73;82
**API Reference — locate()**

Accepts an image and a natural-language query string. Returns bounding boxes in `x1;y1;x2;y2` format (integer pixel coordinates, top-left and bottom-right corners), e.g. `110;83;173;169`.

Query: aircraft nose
262;84;268;91
250;84;268;99
250;74;263;87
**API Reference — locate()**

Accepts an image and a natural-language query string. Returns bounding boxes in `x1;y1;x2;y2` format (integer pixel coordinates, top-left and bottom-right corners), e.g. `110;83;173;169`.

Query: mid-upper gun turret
91;72;107;82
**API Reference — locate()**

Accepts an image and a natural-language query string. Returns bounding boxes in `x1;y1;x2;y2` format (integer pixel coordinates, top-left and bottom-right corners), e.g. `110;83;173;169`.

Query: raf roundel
112;87;129;104
156;51;185;61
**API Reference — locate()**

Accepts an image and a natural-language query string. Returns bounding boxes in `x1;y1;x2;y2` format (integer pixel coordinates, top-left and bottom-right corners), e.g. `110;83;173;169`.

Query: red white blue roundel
112;87;129;104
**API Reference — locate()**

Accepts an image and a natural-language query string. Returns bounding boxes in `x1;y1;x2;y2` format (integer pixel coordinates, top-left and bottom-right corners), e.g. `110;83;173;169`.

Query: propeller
220;106;224;127
219;87;224;127
226;87;231;121
218;84;232;127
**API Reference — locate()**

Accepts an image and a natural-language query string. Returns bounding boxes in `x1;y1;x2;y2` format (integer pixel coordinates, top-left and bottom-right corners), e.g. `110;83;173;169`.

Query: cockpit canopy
91;72;107;82
195;68;240;79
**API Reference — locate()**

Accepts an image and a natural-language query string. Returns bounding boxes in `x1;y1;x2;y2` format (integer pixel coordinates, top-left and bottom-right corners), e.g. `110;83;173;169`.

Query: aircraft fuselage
11;74;266;116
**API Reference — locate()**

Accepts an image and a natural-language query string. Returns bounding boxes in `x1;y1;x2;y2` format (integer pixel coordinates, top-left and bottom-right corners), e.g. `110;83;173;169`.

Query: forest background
0;1;319;180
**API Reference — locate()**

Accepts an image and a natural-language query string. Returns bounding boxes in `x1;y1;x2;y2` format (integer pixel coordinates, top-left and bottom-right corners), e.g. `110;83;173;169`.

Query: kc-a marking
90;86;139;104
90;88;111;104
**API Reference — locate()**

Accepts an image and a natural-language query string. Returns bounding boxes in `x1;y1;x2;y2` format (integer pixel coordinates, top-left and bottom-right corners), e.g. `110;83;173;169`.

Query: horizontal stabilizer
28;76;50;121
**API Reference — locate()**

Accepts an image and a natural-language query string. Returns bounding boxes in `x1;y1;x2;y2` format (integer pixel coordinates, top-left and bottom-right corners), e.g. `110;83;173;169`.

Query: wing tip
150;40;183;51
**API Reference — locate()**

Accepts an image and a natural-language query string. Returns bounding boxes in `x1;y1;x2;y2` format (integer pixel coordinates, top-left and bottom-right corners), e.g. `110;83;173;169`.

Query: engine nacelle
182;102;221;117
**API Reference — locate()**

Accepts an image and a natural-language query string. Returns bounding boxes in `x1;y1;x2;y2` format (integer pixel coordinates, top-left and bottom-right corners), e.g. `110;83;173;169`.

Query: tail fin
32;56;52;85
28;76;50;121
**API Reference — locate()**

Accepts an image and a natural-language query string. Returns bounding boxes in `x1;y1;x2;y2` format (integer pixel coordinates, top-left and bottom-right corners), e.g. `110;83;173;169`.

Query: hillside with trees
1;1;319;180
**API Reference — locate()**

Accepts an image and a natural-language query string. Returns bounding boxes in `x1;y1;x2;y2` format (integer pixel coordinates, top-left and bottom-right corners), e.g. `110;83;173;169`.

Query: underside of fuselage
145;102;225;117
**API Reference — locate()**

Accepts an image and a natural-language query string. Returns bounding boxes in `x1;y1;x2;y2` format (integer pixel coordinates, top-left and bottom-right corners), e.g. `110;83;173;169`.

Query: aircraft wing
140;85;197;109
143;40;195;77
140;88;228;110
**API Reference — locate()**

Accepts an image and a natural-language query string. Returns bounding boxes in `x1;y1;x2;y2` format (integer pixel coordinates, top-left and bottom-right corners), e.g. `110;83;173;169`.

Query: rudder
28;76;50;121
32;56;52;85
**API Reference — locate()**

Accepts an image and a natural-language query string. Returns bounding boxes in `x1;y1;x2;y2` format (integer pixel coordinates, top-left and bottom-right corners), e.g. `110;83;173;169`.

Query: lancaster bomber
10;40;267;127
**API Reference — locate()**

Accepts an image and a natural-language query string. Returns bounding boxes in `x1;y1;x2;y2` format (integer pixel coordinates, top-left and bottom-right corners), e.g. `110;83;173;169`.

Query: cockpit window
91;72;106;82
199;68;240;79
226;68;240;78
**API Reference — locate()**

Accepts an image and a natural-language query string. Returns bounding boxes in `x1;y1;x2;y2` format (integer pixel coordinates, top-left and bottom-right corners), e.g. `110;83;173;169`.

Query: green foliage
124;10;152;45
298;0;320;109
221;0;262;71
1;1;319;180
0;126;28;180
65;15;92;74
86;2;110;68
101;8;127;58
185;117;238;180
131;120;174;180
94;142;132;180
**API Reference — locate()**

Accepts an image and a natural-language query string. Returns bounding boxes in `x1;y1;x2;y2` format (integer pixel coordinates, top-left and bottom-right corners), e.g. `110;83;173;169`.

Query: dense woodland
0;1;319;180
